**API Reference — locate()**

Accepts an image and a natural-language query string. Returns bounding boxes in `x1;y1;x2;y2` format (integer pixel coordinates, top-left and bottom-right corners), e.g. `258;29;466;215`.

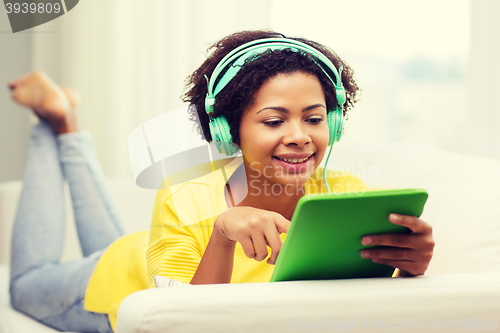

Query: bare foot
8;71;80;134
61;87;81;110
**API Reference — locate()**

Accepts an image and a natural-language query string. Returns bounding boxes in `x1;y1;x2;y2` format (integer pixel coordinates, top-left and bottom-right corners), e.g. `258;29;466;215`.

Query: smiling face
238;71;330;189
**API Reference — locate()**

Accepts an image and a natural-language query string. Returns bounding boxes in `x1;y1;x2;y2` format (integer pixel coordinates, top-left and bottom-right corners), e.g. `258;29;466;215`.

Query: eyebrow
256;104;326;114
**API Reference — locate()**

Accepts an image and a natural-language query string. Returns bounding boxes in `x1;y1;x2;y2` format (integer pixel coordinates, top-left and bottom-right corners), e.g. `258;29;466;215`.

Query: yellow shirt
83;231;149;330
147;163;368;286
84;163;367;331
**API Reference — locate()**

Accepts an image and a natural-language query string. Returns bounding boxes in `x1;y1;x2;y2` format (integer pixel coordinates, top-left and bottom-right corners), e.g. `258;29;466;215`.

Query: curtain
32;0;271;178
31;0;500;181
467;0;500;159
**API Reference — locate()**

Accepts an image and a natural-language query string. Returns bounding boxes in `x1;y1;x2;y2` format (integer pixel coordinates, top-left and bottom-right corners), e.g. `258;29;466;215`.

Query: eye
263;120;283;127
306;117;324;125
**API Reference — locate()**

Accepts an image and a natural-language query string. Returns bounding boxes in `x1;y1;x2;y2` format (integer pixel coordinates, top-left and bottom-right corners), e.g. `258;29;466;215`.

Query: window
271;0;470;153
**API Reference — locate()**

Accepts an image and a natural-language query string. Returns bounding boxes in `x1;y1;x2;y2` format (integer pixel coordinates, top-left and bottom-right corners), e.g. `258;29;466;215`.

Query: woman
147;30;434;286
8;30;434;333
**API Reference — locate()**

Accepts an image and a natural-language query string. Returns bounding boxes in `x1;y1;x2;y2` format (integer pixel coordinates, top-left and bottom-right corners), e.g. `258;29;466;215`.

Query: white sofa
0;179;156;333
1;138;500;333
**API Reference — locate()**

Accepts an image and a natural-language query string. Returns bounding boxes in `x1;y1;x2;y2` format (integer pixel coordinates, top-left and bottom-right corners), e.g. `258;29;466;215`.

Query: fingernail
360;250;370;258
362;236;372;245
372;258;381;263
390;214;399;222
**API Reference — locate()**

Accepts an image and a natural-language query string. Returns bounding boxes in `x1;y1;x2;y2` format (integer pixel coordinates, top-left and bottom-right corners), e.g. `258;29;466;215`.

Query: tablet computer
270;188;428;282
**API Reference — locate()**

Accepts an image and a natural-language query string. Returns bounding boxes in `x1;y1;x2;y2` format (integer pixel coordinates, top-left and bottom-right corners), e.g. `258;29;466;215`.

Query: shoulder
306;166;368;195
151;162;238;230
152;160;241;209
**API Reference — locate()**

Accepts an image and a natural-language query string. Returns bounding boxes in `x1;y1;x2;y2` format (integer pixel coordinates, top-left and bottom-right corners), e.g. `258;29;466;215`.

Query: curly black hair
182;30;360;146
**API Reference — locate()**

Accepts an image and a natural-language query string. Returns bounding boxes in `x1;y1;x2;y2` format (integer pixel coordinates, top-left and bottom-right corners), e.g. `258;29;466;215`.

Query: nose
282;121;311;147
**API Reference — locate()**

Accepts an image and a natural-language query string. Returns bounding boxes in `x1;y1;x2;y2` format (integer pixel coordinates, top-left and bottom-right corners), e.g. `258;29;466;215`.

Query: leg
8;73;116;332
11;250;113;333
59;130;125;256
8;70;124;256
10;121;65;281
9;122;113;332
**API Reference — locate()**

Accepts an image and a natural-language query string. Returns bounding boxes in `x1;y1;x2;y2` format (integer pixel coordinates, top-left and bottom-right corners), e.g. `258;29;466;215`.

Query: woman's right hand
214;207;291;265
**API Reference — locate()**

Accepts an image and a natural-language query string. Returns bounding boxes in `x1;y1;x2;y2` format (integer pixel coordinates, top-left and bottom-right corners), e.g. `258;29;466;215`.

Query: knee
9;277;23;312
9;275;33;314
10;281;19;310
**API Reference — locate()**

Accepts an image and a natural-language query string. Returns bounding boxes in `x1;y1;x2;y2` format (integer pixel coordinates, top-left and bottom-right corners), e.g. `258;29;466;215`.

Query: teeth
277;156;310;164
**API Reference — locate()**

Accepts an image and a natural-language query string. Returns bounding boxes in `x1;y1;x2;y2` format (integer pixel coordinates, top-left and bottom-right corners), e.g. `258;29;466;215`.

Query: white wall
467;0;500;159
30;0;272;179
3;0;500;184
271;0;471;153
0;9;32;183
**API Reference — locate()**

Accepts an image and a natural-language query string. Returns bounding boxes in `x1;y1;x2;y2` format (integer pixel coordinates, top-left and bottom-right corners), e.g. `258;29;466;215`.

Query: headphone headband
206;38;346;114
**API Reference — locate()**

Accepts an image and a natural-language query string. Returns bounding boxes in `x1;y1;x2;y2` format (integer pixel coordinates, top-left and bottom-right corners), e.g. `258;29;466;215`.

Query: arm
190;225;236;284
190;207;290;285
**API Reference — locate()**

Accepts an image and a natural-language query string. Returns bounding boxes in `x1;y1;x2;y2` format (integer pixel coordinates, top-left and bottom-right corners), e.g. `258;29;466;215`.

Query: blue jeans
10;122;125;333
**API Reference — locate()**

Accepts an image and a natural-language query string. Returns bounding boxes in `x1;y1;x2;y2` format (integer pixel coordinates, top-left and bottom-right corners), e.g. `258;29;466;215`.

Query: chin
275;173;312;188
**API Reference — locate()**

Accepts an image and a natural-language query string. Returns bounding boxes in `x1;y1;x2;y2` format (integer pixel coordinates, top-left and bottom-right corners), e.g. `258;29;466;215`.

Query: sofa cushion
0;180;155;332
329;139;500;275
117;272;500;333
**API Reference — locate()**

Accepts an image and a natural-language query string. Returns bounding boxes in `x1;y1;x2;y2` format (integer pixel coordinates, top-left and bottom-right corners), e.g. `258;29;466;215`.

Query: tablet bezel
270;189;428;282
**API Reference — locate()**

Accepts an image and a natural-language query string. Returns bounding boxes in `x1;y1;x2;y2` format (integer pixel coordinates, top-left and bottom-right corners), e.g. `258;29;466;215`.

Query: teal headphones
205;38;346;156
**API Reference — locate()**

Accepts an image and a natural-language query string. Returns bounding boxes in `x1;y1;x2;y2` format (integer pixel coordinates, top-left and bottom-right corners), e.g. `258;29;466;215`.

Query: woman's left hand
360;214;434;276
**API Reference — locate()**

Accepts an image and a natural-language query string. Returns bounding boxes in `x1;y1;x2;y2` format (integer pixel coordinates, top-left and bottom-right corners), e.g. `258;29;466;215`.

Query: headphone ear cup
209;115;239;156
327;107;343;146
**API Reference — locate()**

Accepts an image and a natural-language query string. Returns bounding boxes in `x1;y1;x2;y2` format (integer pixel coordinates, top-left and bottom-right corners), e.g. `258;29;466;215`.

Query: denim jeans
10;121;125;333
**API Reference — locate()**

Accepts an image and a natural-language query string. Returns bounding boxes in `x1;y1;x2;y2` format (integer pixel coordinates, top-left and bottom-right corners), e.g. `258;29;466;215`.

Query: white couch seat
2;138;500;332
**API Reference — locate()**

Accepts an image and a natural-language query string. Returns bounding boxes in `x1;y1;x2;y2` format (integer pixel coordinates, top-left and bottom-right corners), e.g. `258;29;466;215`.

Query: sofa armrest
116;273;500;333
